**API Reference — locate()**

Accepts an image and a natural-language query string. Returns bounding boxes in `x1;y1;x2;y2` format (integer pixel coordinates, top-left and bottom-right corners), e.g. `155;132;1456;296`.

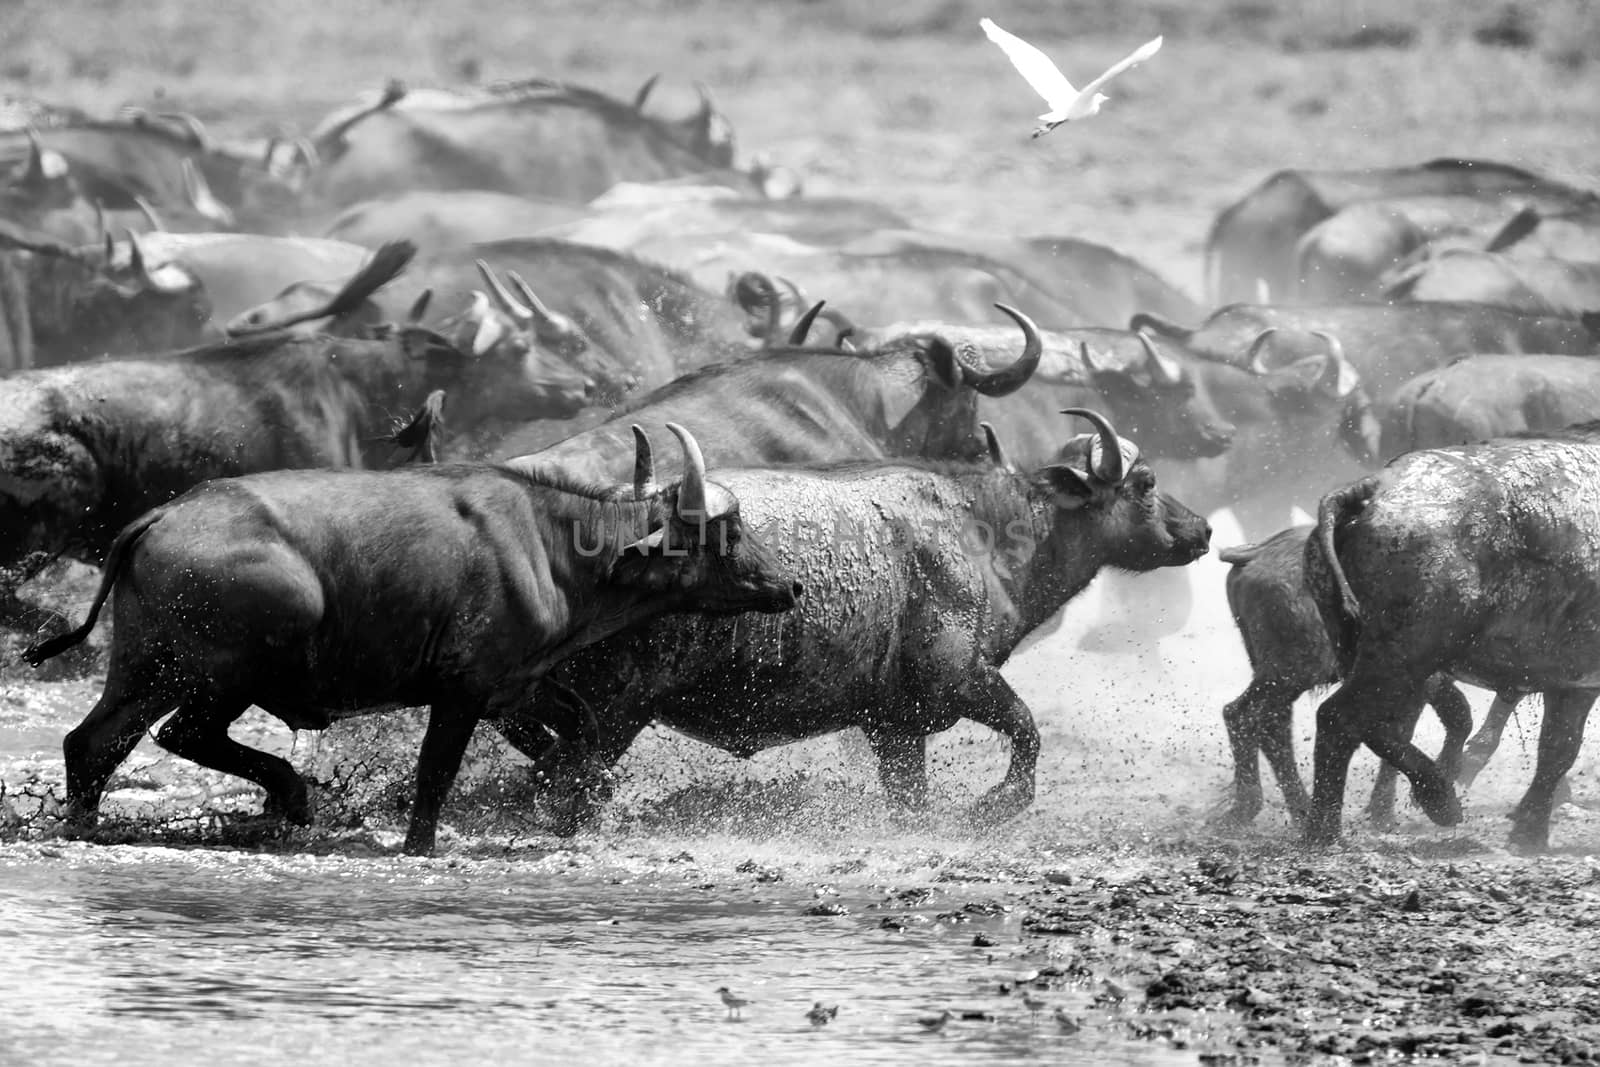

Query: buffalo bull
522;411;1211;828
1380;354;1600;461
1205;159;1595;304
23;425;801;855
1384;251;1600;317
301;75;747;211
501;303;1043;475
228;237;755;401
1303;424;1600;850
0;247;587;614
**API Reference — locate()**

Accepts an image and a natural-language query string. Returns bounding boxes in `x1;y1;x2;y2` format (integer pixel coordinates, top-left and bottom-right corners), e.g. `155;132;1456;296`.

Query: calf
521;411;1211;829
1303;423;1600;849
1217;525;1499;828
23;425;801;855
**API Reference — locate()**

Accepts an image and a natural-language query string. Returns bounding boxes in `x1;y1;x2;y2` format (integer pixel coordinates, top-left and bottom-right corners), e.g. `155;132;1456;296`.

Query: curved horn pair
475;259;533;321
1061;408;1128;485
960;304;1042;397
629;424;709;518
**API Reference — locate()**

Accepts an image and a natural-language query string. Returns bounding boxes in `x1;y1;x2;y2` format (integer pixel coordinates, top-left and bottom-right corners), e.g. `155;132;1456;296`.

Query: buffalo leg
1507;688;1597;853
156;699;311;824
863;726;928;813
960;672;1041;823
1370;679;1474;823
1218;678;1306;826
405;702;482;855
1457;692;1522;787
62;673;177;823
1306;673;1435;846
1366;701;1428;826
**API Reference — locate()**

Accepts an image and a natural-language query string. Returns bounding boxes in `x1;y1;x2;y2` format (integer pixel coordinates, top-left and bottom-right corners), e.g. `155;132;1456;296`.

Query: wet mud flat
1014;841;1600;1065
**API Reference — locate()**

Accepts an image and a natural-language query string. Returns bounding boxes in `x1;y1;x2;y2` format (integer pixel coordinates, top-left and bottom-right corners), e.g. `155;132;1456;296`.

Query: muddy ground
4;0;1600;1062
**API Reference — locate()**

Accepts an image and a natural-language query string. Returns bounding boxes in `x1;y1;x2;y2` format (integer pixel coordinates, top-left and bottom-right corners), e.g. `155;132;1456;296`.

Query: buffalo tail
1307;477;1378;669
21;510;162;667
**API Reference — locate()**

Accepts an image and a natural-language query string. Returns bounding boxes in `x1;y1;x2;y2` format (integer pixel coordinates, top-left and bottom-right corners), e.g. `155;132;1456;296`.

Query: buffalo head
603;422;801;615
1079;331;1235;459
1045;408;1211;570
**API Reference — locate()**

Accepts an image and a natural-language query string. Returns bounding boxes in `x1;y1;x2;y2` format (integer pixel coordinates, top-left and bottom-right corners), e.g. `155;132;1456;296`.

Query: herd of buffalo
0;75;1598;856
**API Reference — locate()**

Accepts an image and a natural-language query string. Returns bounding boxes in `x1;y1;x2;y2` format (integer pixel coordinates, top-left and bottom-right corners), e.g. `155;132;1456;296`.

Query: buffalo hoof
1506;822;1550;855
262;785;315;827
969;782;1033;826
1414;782;1462;827
1204;801;1259;830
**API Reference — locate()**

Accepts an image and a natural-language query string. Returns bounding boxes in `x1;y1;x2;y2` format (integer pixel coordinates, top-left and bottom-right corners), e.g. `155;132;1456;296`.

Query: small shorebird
716;986;752;1019
1020;990;1048;1022
917;1009;955;1034
806;1002;839;1027
1054;1007;1084;1033
979;18;1164;138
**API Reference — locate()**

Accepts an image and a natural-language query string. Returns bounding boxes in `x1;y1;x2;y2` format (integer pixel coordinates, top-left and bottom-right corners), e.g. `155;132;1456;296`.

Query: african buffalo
500;303;1042;474
23;425;801;854
1215;525;1495;828
523;411;1210;828
0;248;587;606
1384;251;1600;316
1379;354;1600;461
1205;159;1596;303
1303;425;1600;849
320;190;589;252
229;237;754;400
301;75;748;210
0;224;381;369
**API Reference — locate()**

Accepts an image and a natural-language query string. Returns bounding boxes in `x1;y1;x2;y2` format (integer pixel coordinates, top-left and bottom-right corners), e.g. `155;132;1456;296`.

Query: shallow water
1;843;1253;1067
0;556;1580;1065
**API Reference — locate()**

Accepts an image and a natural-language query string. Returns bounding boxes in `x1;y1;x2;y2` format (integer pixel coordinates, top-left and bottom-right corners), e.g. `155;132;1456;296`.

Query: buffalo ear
620;527;665;558
923;339;963;391
1039;464;1097;510
399;326;467;363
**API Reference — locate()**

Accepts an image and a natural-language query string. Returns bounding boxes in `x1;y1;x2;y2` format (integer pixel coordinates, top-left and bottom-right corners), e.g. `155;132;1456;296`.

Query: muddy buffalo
521;411;1211;830
1304;424;1600;850
24;425;801;855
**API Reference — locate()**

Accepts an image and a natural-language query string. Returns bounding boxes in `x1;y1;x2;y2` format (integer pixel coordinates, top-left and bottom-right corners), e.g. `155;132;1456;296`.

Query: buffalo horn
508;271;580;342
666;422;707;519
1061;407;1126;485
1310;330;1359;397
979;422;1011;471
633;73;661;112
132;195;165;232
474;259;532;322
181;158;234;226
694;81;717;119
962;304;1042;397
93;199;107;244
407;288;433;324
1245;328;1279;376
19;127;46;185
631;425;656;500
788;300;826;346
1136;330;1184;386
125;228;148;278
158;112;211;149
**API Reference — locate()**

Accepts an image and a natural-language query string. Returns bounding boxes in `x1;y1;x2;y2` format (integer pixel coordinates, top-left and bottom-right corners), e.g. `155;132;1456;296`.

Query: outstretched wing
980;18;1079;112
1077;35;1164;99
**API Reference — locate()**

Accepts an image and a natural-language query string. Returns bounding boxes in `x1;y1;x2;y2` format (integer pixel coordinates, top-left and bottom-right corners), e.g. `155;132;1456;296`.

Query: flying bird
979;18;1164;137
